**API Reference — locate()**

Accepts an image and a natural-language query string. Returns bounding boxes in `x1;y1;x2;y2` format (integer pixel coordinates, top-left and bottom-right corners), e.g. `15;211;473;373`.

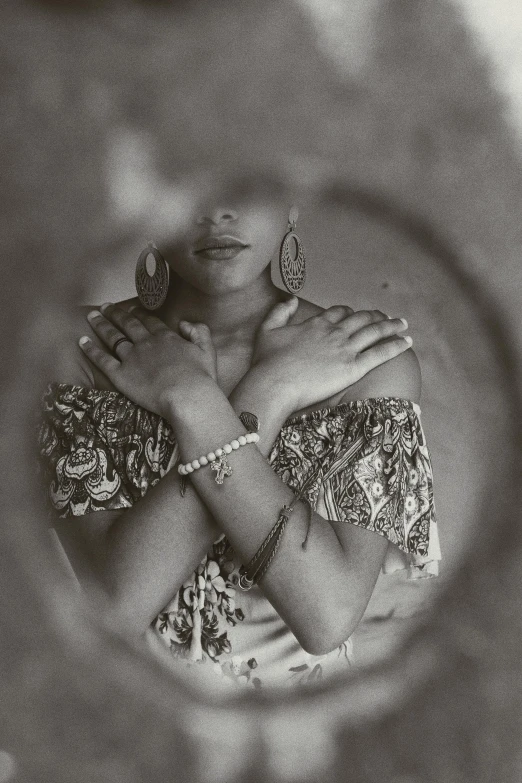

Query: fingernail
100;302;113;313
87;310;101;320
399;318;408;329
79;336;90;345
403;335;413;346
128;304;139;312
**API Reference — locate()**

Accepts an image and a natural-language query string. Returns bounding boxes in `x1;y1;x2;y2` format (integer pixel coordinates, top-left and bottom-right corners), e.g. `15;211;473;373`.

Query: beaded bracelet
178;411;260;496
178;431;260;485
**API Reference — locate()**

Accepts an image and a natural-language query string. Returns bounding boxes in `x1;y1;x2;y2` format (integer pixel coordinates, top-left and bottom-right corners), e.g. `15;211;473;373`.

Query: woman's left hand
79;303;218;418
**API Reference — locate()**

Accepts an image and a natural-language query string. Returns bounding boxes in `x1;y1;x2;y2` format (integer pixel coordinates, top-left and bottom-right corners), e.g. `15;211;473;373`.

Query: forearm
78;371;294;634
166;375;368;654
97;473;219;633
70;300;413;648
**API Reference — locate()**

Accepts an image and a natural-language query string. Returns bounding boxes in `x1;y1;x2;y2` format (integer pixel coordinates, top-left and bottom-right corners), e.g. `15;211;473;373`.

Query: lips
193;235;250;261
193;235;249;253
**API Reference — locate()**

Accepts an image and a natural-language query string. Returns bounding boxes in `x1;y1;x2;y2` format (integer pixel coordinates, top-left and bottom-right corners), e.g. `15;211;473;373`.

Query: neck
159;267;288;348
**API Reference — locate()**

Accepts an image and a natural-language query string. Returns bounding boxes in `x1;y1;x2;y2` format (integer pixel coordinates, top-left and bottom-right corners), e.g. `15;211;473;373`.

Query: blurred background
62;0;522;666
1;0;522;781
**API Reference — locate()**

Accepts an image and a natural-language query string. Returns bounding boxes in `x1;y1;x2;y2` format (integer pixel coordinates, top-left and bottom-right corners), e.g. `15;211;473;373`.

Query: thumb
179;320;213;349
260;296;299;331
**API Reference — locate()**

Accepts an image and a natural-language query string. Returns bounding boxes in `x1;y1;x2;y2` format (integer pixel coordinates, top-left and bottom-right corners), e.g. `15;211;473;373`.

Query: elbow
299;637;342;657
294;612;361;657
102;594;153;640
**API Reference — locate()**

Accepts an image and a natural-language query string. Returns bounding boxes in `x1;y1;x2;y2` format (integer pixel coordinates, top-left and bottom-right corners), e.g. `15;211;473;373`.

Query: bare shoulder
292;295;422;404
29;303;94;389
288;294;325;323
38;297;138;390
21;306;93;400
340;347;421;404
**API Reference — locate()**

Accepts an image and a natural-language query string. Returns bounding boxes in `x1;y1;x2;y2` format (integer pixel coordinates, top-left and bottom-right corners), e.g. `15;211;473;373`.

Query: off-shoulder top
37;383;440;688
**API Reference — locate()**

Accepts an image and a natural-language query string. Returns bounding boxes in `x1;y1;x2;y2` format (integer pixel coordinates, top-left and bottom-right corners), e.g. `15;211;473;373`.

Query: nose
196;206;239;226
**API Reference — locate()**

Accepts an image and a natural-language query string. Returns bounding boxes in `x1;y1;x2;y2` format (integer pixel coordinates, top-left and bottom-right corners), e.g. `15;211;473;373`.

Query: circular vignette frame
1;0;522;778
1;181;521;783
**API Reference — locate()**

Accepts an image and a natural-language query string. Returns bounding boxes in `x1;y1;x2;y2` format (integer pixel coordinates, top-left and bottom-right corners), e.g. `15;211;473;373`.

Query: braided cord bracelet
237;464;322;589
238;495;313;591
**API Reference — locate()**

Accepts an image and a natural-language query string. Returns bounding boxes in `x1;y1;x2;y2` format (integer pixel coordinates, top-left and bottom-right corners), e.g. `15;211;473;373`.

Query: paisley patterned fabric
37;383;440;688
276;398;440;577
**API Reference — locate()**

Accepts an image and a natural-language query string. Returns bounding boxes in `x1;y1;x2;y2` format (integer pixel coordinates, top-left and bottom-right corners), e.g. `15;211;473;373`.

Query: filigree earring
135;241;170;310
279;205;306;293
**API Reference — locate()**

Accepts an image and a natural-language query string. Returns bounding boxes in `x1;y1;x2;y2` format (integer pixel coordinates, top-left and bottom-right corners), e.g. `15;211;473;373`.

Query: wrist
229;367;296;432
159;374;223;422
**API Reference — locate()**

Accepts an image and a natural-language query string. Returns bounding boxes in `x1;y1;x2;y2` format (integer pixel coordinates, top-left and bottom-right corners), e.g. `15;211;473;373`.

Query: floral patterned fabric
38;383;440;688
276;398;441;578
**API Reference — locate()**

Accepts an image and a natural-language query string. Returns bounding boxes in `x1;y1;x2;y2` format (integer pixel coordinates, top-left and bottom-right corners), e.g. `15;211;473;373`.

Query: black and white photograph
0;1;521;781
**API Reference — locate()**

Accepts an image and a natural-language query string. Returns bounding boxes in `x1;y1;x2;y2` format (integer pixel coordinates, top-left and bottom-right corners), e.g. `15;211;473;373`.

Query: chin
193;268;266;296
171;253;270;295
198;278;256;296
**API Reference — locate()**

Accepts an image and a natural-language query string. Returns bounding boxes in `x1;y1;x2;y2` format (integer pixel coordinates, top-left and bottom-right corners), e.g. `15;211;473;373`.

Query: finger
260;296;299;331
369;309;390;321
357;335;413;374
78;336;121;378
99;302;149;342
128;304;169;334
179;320;213;350
322;305;354;324
86;310;133;358
350;318;408;352
337;309;393;335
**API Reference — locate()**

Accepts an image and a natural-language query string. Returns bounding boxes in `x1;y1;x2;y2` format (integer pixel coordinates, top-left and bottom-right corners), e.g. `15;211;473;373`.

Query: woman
38;173;439;688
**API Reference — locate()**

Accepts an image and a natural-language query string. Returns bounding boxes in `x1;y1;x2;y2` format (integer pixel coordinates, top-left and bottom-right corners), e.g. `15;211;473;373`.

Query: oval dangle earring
135;241;170;310
279;205;306;294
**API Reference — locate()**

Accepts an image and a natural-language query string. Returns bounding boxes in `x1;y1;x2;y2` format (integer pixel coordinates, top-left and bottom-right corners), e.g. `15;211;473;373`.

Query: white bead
238;435;247;446
185;463;194;473
178;464;185;474
191;459;201;470
251;433;260;442
215;448;224;457
199;455;208;466
246;433;255;442
207;452;216;462
223;443;232;454
230;439;240;450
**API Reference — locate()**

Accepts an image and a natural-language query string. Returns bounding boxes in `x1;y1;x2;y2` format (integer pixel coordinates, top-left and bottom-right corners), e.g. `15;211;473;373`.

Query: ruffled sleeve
37;383;179;517
271;398;441;579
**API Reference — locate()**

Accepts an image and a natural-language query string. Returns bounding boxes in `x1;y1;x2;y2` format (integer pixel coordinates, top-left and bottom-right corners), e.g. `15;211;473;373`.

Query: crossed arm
53;349;419;656
49;299;420;654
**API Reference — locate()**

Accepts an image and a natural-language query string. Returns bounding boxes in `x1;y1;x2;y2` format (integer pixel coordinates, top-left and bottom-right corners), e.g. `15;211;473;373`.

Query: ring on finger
112;336;132;353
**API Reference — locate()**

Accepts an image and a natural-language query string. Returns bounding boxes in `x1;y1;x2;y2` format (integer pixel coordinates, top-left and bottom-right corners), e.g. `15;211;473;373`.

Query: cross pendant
210;454;233;484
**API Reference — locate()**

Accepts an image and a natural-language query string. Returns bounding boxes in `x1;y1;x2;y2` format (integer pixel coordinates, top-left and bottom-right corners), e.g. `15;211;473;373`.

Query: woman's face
157;171;291;295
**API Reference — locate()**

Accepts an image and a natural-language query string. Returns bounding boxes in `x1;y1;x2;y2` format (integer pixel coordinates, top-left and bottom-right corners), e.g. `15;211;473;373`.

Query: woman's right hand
250;297;411;412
